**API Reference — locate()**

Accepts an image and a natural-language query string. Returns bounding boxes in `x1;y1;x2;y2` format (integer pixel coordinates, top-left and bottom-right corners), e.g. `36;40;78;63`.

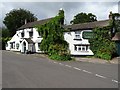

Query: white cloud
0;2;119;27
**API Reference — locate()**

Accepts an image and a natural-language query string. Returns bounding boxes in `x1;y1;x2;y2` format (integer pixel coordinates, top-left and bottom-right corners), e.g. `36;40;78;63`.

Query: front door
23;41;26;53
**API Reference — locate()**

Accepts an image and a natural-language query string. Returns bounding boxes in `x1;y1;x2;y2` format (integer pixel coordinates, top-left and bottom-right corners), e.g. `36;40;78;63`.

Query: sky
0;0;120;27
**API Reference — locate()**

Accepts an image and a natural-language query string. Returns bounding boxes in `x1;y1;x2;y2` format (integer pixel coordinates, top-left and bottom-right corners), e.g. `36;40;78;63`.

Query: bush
49;54;71;61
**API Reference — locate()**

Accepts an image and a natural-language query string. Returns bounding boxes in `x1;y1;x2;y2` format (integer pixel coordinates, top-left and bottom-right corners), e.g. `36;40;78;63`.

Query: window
10;42;15;49
21;32;24;37
29;31;33;38
74;45;89;51
82;46;85;51
74;45;77;51
16;43;19;49
74;31;81;39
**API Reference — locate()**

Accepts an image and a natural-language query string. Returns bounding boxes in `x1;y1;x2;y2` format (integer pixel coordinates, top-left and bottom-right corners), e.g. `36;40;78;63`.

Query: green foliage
0;28;11;50
70;12;97;24
112;13;120;32
0;28;10;38
89;27;116;60
36;9;71;61
49;54;71;61
0;37;11;50
3;8;37;36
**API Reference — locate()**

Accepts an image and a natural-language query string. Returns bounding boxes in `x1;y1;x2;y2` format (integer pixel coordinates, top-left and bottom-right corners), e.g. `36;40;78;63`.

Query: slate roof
18;18;53;30
64;20;110;31
112;32;120;41
18;17;110;31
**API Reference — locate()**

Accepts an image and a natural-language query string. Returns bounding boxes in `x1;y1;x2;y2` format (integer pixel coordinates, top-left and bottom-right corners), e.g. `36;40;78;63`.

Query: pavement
24;52;119;65
2;50;119;88
75;57;119;64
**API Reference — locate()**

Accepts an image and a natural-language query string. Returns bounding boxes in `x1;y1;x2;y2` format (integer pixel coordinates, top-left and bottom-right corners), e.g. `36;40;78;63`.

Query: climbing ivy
89;26;116;60
36;10;71;61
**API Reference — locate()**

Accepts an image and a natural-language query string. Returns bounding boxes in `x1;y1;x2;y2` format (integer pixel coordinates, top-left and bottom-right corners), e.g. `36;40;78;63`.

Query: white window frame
74;31;81;39
74;45;89;52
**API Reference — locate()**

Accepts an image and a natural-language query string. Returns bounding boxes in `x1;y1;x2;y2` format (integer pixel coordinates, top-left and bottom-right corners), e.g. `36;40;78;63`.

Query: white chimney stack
25;19;27;24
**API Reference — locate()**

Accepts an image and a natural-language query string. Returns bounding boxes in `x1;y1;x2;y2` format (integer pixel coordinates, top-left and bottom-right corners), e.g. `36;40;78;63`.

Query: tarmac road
2;50;119;88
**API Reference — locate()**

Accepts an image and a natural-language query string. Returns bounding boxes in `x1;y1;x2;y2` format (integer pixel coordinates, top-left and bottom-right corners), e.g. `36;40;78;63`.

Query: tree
3;8;37;37
70;12;97;24
0;28;11;50
36;9;71;61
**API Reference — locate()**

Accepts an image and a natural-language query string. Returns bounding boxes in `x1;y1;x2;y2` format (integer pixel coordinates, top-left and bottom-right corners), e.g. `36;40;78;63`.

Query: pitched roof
64;20;110;31
112;32;120;41
18;18;53;30
24;38;34;44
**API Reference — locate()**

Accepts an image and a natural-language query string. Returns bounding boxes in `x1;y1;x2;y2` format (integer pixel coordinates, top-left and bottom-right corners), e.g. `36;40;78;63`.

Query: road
2;50;119;88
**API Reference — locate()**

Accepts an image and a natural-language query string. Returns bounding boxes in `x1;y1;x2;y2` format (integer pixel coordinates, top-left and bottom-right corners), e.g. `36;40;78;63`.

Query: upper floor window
29;31;33;38
21;32;24;38
74;31;81;40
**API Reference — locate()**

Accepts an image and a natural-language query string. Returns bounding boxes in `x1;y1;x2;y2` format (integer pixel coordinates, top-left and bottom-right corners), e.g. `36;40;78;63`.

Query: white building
6;17;110;55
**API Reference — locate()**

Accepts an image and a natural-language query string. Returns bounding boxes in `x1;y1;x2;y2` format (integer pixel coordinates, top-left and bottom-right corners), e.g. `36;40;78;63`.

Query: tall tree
70;12;97;24
3;8;37;37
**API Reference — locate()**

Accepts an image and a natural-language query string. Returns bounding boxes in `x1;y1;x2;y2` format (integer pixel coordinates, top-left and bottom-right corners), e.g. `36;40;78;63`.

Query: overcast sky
0;1;120;27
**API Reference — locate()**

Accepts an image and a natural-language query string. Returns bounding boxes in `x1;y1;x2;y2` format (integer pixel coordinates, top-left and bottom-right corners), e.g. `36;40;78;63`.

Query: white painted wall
64;30;94;55
6;27;94;55
6;28;42;52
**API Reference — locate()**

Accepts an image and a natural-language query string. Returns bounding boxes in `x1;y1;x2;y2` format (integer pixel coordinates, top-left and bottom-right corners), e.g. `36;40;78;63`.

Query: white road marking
59;63;64;65
82;70;92;74
95;74;106;79
73;67;81;71
65;65;72;68
112;79;119;83
52;61;118;84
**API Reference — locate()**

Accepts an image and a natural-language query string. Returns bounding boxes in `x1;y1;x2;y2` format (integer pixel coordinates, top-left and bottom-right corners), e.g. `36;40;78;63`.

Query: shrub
49;54;71;61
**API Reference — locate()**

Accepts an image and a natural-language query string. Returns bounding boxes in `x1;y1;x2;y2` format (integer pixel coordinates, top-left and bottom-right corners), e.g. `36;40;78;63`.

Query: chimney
109;11;113;20
25;19;27;24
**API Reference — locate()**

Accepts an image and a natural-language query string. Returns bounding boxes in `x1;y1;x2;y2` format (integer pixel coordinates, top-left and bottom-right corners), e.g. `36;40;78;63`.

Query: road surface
2;50;119;88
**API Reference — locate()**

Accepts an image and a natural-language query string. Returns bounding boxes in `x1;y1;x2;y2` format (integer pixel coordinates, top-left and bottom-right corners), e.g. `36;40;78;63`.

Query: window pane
74;45;77;51
75;35;80;39
78;46;81;51
82;46;85;51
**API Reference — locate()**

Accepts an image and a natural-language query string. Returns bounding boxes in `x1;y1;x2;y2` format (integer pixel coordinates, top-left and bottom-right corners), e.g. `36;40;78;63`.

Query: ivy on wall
36;10;71;61
89;26;116;60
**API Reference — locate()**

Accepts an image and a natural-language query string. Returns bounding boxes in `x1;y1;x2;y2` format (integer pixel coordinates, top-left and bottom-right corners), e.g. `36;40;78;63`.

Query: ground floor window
74;45;89;51
16;43;19;49
10;42;15;49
